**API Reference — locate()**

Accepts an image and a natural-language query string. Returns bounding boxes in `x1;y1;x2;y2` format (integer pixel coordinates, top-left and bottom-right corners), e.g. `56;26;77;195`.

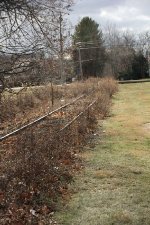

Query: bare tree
0;0;73;83
104;24;135;78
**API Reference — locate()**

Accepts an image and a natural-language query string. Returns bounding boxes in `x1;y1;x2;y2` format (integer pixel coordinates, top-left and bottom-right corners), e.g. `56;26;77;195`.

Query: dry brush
0;78;118;224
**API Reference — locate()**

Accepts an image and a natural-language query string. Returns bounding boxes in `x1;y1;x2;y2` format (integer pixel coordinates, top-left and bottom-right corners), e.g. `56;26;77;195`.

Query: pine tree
131;51;149;79
72;17;105;79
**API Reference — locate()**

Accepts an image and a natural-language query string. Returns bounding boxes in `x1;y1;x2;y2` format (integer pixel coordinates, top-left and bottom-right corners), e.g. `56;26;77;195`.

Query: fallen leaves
0;79;117;224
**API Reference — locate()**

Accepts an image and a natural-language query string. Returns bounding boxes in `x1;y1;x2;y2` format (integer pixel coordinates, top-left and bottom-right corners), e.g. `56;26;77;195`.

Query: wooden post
0;78;4;123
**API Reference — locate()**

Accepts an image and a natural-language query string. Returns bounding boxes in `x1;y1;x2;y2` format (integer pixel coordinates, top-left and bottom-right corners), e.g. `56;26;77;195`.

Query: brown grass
94;170;115;179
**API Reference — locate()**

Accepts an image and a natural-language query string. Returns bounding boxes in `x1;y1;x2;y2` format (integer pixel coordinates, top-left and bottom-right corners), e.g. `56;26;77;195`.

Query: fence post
0;78;5;123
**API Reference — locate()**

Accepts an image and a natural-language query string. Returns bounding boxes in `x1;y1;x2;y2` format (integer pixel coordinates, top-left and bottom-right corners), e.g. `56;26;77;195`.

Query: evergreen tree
72;17;105;78
131;52;149;79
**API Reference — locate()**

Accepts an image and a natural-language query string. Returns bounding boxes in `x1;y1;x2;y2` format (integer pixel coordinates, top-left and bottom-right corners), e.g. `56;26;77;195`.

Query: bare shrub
0;77;118;224
1;77;117;124
98;77;118;98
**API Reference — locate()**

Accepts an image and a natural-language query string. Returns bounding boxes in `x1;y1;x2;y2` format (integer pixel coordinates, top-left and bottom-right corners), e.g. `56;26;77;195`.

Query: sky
70;0;150;33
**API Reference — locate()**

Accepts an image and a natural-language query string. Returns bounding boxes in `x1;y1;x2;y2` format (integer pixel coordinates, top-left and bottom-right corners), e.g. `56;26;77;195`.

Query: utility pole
59;12;65;84
76;41;101;80
78;47;83;80
0;77;4;123
76;42;84;80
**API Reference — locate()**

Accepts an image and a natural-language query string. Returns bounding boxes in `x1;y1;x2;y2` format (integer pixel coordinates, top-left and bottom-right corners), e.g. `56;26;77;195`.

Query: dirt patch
94;170;115;179
143;123;150;133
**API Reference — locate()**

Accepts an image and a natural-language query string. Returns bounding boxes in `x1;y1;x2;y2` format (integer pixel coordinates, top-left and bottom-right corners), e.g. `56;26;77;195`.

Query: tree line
72;17;150;80
0;2;149;87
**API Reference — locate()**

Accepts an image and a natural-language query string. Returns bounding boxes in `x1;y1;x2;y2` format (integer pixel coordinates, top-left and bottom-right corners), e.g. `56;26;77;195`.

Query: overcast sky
70;0;150;33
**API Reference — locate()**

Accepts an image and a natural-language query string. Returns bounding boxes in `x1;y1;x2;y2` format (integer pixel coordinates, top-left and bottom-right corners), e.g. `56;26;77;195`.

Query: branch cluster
0;0;73;76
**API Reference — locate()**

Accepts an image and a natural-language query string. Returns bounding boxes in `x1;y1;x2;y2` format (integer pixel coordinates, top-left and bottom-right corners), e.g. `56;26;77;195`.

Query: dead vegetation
0;77;118;225
0;79;97;134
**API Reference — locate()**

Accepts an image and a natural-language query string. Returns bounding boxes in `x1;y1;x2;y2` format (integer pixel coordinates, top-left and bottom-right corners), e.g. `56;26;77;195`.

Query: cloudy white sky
70;0;150;32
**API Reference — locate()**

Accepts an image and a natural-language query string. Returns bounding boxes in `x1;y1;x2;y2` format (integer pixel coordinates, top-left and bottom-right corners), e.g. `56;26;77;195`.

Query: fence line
59;99;97;132
0;95;85;142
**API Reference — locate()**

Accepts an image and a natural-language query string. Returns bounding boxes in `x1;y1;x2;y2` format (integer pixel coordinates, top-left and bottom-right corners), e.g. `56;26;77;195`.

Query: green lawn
55;83;150;225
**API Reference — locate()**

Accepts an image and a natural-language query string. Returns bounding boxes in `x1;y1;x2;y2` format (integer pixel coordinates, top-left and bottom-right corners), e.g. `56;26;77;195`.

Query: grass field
55;82;150;225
